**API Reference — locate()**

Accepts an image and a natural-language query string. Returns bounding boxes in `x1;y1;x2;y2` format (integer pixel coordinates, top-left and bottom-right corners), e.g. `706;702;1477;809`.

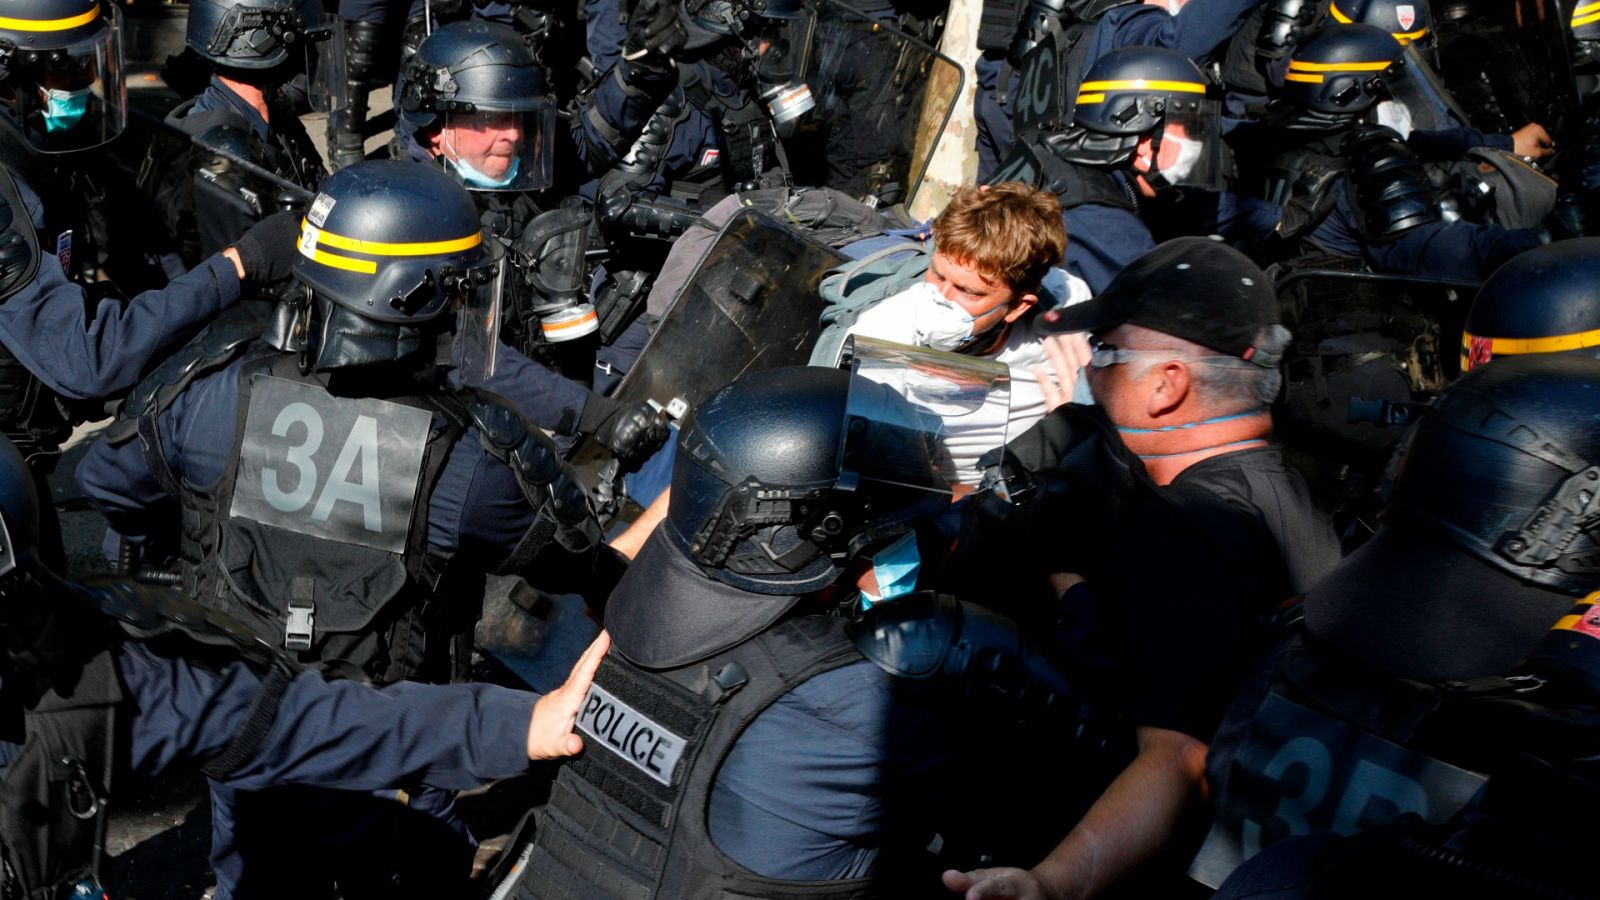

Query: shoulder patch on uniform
576;681;689;786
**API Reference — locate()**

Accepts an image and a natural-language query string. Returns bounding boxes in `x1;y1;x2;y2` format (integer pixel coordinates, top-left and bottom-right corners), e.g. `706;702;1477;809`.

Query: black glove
624;0;687;66
579;394;671;470
231;209;302;286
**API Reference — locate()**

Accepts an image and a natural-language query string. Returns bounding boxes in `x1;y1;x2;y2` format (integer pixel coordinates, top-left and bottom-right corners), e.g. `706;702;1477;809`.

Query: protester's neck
1119;408;1271;486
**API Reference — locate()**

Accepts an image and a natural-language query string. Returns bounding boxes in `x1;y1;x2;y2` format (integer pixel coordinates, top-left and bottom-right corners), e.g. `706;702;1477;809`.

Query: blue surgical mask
42;87;90;134
859;531;922;609
452;154;520;189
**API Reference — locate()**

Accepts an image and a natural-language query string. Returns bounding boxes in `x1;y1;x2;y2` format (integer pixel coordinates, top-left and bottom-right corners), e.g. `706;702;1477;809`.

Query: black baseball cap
1039;237;1283;366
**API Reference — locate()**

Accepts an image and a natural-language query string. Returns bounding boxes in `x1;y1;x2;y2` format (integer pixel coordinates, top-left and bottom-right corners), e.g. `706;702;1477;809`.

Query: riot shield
783;0;962;206
1430;0;1580;139
566;207;847;499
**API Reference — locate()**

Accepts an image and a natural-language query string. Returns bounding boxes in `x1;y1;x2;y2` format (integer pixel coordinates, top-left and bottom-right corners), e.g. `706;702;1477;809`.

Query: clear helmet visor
844;335;1014;487
438;104;555;192
840;358;962;498
1147;101;1228;192
10;4;125;153
1375;46;1469;138
451;241;507;387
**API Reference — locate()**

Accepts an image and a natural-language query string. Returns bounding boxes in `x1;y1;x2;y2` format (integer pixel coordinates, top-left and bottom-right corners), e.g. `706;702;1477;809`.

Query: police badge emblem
1396;5;1416;30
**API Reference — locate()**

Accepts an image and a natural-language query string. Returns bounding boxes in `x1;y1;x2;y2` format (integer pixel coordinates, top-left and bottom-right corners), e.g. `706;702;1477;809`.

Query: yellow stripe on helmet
1075;92;1107;104
1283;72;1326;83
304;220;483;257
1329;2;1354;22
1460;326;1600;357
0;7;100;32
299;245;379;275
1076;79;1209;95
1575;7;1600;27
1287;59;1394;72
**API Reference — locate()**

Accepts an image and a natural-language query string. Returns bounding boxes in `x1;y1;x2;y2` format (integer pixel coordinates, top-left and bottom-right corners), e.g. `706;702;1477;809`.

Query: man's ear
1004;291;1039;323
1146;360;1190;418
1132;134;1155;172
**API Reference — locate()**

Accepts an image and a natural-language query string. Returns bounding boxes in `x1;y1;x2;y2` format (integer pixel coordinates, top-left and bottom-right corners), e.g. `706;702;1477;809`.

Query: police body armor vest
514;615;879;900
174;351;468;683
992;131;1137;214
1193;640;1494;888
0;578;299;899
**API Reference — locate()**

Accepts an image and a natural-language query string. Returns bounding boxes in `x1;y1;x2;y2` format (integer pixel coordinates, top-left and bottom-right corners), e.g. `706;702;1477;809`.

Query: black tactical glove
579;393;671;470
230;209;302;286
623;0;687;69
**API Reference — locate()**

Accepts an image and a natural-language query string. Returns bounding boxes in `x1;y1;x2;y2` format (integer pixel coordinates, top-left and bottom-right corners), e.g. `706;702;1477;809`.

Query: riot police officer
577;0;787;202
0;0;298;564
1200;353;1600;897
394;19;672;462
975;0;1262;182
75;159;605;897
991;45;1255;290
1233;24;1548;277
0;430;608;899
490;365;1073;897
157;0;329;262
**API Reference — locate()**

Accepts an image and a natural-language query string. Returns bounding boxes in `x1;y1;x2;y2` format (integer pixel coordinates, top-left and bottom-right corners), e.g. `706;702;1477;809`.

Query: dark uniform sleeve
1310;190;1541;281
1090;0;1264;69
1062;202;1157;293
449;343;596;437
1405;126;1513;161
116;641;537;792
0;176;241;400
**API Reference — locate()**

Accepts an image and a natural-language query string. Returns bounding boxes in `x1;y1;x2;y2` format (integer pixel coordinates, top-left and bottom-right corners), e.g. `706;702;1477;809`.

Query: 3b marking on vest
577;684;687;786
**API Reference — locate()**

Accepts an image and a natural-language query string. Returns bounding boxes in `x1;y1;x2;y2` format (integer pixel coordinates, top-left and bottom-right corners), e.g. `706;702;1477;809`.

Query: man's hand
624;0;687;63
582;395;672;471
1512;122;1554;160
1032;333;1092;413
528;630;611;760
941;867;1056;900
228;210;302;285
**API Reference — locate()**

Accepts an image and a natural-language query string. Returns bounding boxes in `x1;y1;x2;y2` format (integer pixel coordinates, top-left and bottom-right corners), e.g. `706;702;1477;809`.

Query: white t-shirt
843;268;1093;485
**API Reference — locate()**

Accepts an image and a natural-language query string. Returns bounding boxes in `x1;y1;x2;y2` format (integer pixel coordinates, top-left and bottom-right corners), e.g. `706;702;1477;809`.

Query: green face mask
42;87;90;133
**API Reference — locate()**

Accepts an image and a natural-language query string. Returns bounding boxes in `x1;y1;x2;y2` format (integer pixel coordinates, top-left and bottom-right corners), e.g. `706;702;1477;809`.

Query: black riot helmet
604;366;953;668
1461;239;1600;372
293;160;505;376
1306;354;1600;679
1059;46;1230;191
1275;24;1404;116
0;0;126;152
1384;353;1600;595
1573;0;1600;61
185;0;325;71
668;366;952;595
1327;0;1433;49
397;20;555;191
